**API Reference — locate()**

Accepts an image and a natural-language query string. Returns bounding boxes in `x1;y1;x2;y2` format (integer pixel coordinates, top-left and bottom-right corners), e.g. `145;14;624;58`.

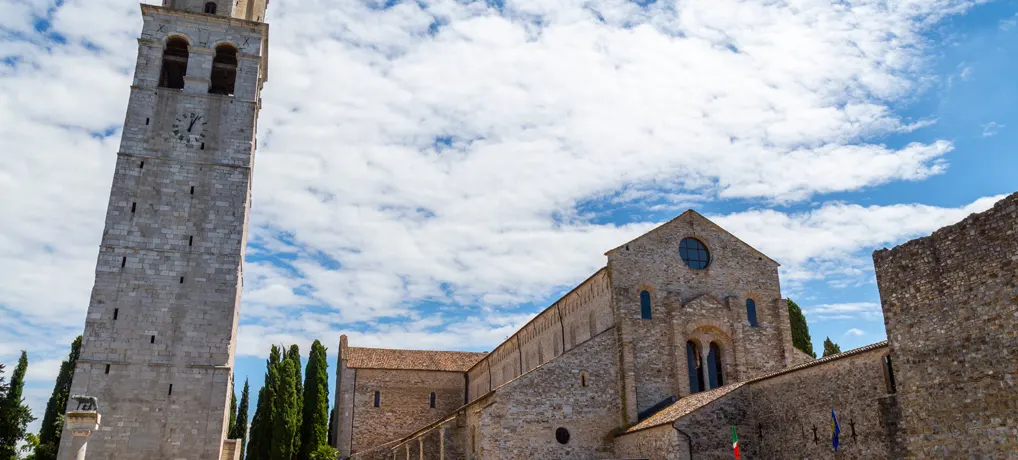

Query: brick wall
874;192;1018;457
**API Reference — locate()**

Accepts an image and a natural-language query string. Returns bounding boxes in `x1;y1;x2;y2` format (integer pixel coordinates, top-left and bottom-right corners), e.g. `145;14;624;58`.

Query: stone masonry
874;191;1018;457
58;2;269;459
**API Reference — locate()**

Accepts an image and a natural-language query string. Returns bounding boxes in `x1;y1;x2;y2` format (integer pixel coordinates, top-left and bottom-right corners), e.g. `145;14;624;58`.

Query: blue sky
2;0;1017;434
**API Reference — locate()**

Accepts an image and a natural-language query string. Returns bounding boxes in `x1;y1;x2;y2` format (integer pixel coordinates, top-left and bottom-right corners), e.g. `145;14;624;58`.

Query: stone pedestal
61;411;101;460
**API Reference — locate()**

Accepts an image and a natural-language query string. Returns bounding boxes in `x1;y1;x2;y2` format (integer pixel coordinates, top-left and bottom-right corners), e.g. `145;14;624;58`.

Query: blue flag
831;409;841;452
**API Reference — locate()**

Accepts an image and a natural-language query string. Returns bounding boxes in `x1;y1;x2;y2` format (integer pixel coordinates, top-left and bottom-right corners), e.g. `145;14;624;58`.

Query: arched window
746;299;758;327
208;44;238;96
686;341;704;394
707;342;724;389
429;392;436;408
640;290;652;320
204;1;217;14
373;391;380;408
158;37;189;90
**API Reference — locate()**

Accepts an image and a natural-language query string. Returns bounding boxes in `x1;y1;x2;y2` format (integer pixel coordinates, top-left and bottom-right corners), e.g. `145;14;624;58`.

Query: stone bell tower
58;0;268;458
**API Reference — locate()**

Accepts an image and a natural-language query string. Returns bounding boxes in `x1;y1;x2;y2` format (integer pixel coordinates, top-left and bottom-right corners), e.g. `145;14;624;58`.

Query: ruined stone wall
468;329;623;459
59;6;267;460
613;425;688;460
750;346;898;459
350;369;466;453
874;192;1018;457
606;211;790;423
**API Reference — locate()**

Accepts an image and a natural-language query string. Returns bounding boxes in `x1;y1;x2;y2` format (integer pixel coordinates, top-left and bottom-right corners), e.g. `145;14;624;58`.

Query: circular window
555;427;570;444
679;238;710;269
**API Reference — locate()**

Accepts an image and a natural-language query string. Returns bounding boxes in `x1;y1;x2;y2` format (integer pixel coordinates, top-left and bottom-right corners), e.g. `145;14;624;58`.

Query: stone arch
209;42;238;95
682;322;737;391
158;35;190;89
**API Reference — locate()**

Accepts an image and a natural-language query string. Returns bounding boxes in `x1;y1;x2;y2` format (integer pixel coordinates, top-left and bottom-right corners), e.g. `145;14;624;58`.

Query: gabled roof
605;209;780;266
622;341;889;433
346;347;487;372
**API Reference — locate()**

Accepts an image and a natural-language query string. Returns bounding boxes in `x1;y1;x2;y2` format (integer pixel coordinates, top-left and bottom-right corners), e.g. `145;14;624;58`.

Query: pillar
440;426;446;460
60;411;101;460
418;438;424;460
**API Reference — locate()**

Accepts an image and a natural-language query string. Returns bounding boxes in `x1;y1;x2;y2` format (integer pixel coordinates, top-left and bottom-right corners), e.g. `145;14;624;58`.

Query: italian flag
732;425;740;459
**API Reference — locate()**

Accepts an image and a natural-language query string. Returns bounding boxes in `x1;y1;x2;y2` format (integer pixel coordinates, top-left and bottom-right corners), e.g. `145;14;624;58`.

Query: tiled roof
626;383;746;433
623;341;890;433
346;347;487;372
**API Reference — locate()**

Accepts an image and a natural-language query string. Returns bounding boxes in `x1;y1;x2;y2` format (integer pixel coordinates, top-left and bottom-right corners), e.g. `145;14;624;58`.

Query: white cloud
804;302;883;322
982;121;1003;137
844;328;866;337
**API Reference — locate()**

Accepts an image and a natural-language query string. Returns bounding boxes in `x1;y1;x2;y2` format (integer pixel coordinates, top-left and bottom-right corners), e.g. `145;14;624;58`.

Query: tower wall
59;5;268;459
874;193;1018;457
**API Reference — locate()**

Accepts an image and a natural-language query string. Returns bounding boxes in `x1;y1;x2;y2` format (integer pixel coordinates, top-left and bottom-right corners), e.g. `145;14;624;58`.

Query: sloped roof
623;341;890;433
346;347;487;372
626;383;747;433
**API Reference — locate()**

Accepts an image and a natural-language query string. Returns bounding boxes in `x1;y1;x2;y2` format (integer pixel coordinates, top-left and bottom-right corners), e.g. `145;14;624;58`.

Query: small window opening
429;392;436;409
200;142;205;150
812;425;818;444
850;419;857;440
105;364;111;374
113;308;119;320
203;1;217;14
639;290;652;320
168;384;173;395
158;37;189;90
373;391;380;408
150;335;155;344
580;371;588;387
209;44;238;96
139;161;145;169
190;186;195;195
121;257;127;268
746;298;758;327
884;355;897;393
179;276;184;284
145;118;150;125
131;202;137;213
188;236;193;246
555;427;570;444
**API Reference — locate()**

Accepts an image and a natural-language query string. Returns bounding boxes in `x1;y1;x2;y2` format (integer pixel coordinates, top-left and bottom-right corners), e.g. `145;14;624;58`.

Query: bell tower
58;1;268;458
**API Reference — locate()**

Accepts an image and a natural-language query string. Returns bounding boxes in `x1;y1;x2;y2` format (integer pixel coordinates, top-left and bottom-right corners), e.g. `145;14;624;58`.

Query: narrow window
639;290;652;320
113;308;119;320
131;202;137;213
707;342;724;389
429;392;436;409
373;391;380;408
686;341;704;394
190;186;195;195
580;371;587;387
884;355;897;394
121;257;127;268
105;364;111;374
179;276;184;284
203;1;217;14
188;236;193;246
158;37;189;90
150;335;155;344
200;142;205;150
746;299;758;327
139;161;145;169
209;44;238;96
145;118;150;125
168;384;173;395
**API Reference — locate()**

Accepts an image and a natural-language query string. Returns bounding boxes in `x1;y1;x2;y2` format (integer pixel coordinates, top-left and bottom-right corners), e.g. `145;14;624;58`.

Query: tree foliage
0;351;34;460
229;378;237;438
229;379;250;460
822;337;843;357
787;299;816;358
286;345;303;458
271;359;299;460
248;345;281;460
33;336;82;460
298;340;329;460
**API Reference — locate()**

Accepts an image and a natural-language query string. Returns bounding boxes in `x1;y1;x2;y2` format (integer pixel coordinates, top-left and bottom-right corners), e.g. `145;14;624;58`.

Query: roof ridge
347;346;487;355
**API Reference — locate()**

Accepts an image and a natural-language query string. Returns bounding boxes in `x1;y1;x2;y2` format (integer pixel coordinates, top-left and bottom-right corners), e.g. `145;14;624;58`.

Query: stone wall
350;369;467;453
613;425;687;460
874;192;1018;457
606;211;791;423
59;5;267;460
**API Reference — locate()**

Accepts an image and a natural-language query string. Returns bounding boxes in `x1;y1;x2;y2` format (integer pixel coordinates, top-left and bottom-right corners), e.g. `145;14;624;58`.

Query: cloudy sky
2;0;1017;431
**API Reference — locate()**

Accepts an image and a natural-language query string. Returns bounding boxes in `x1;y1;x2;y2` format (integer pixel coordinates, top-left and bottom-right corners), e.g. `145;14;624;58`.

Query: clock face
171;112;207;144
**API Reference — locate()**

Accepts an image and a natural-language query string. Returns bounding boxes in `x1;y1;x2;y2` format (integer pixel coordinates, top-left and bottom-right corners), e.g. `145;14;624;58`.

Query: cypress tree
787;299;816;358
0;351;34;459
286;345;302;458
270;359;299;460
33;336;81;460
246;386;266;460
298;340;329;460
822;337;843;357
229;379;237;437
327;407;335;449
229;379;250;460
249;345;282;460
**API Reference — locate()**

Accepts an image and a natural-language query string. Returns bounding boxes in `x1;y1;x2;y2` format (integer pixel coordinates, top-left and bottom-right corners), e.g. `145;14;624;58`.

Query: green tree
327;408;334;448
788;299;816;358
822;337;842;357
229;379;250;460
308;445;337;460
0;352;34;460
270;359;299;460
33;336;82;460
248;345;282;460
298;341;329;460
229;378;238;437
286;345;303;458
